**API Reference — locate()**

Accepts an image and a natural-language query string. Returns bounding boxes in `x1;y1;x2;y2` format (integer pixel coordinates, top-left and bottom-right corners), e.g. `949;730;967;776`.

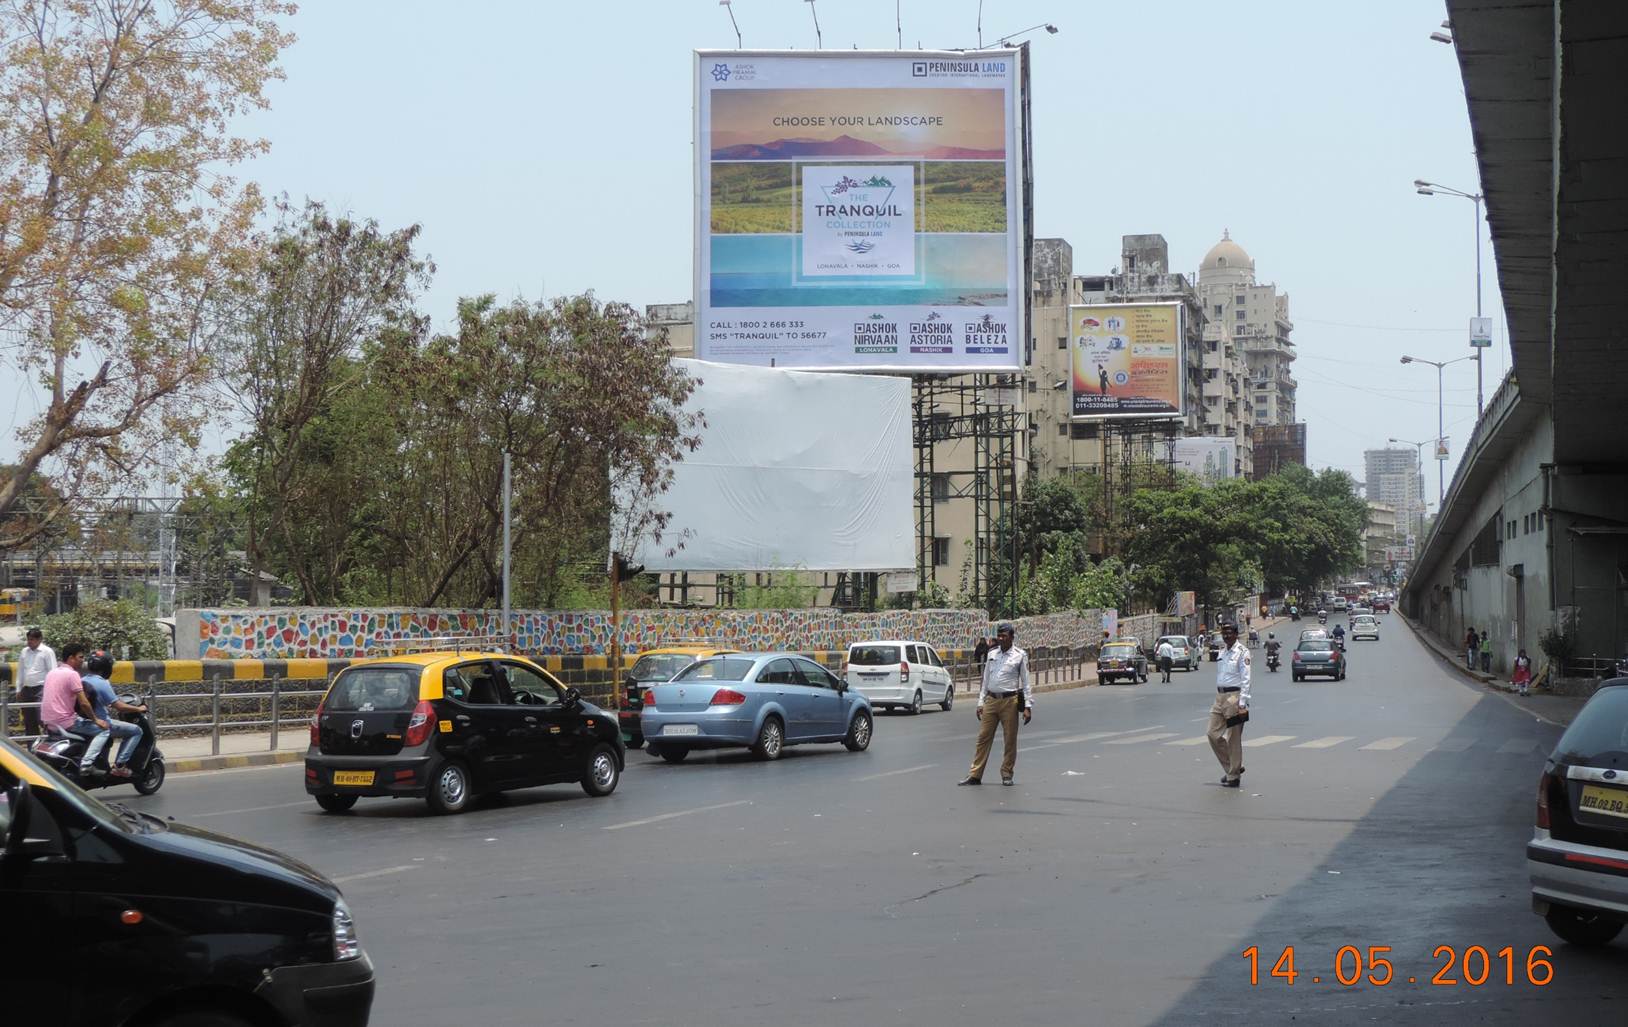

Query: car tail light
900;661;910;682
709;688;747;706
403;700;436;747
310;698;325;745
643;688;657;709
1292;652;1302;661
1537;770;1553;829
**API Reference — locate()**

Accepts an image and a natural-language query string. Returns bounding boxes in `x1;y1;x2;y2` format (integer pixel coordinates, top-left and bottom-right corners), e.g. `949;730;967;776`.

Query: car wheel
1544;907;1625;947
426;759;472;815
133;759;165;795
658;745;689;763
940;685;954;711
316;793;358;814
908;690;923;716
752;715;785;760
844;710;873;752
581;743;620;797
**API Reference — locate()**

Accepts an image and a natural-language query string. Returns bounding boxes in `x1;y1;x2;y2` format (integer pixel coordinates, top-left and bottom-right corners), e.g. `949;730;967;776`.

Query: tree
0;0;294;536
41;597;169;659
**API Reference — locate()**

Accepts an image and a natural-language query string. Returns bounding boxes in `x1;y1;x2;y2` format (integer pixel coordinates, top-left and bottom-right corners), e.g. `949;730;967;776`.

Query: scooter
1266;649;1281;673
31;697;166;795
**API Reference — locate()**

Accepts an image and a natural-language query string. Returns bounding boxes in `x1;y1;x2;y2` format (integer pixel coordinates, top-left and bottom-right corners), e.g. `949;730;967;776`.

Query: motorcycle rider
1331;622;1346;648
79;650;145;778
38;643;103;747
1264;632;1282;669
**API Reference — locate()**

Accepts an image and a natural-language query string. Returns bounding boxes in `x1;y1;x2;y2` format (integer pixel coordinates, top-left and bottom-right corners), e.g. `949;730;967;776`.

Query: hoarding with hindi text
1070;302;1185;419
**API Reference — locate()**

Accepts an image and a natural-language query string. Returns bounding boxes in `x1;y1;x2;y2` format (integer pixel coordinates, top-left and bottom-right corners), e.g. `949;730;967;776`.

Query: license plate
333;770;375;787
663;724;700;737
1579;784;1628;819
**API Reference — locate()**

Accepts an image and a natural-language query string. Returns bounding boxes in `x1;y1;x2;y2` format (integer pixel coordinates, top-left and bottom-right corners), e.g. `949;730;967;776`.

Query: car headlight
332;898;362;961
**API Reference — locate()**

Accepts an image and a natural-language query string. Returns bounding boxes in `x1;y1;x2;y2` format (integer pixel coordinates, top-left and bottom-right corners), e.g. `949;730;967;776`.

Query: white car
1351;615;1380;641
845;640;954;714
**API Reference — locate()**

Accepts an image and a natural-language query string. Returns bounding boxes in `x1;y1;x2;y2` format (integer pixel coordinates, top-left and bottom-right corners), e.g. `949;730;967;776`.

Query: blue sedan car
640;653;874;762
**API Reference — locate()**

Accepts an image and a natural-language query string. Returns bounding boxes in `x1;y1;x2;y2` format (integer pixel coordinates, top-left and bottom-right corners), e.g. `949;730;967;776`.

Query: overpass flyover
1405;0;1628;674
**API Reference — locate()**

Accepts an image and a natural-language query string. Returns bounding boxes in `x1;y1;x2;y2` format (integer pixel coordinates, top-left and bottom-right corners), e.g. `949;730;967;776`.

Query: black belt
987;690;1019;698
1217;686;1240;693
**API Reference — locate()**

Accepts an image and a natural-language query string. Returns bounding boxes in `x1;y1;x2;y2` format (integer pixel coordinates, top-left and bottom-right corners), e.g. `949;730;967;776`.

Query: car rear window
630;654;696;682
1298;640;1333;652
1554;686;1628;766
674;657;756;682
1158;637;1185;647
849;645;901;665
1103;644;1137;655
327;667;419;711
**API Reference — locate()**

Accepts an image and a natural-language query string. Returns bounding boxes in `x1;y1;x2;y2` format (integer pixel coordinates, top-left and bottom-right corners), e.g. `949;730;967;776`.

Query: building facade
1196;230;1298;432
1364;501;1399;574
1365;447;1426;538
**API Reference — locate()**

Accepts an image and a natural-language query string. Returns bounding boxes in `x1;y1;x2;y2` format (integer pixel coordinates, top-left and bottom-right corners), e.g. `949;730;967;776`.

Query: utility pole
501;450;512;648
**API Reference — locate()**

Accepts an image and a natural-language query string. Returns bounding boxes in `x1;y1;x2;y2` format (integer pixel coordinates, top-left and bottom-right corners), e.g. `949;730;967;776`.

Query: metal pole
1473;195;1484;417
269;676;280;751
502;450;512;648
1437;363;1445;504
609;554;622;710
211;680;221;757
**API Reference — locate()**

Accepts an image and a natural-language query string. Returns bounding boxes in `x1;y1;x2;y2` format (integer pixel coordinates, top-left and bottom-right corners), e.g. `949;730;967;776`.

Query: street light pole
1399;354;1475;505
1414;179;1486;416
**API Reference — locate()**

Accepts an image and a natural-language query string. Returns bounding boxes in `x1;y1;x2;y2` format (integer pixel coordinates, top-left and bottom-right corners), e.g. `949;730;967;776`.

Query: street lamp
1399;354;1475;503
1414;178;1487;417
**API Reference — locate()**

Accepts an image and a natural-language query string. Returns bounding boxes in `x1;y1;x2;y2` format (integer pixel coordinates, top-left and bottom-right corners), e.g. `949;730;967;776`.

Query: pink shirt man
40;663;85;731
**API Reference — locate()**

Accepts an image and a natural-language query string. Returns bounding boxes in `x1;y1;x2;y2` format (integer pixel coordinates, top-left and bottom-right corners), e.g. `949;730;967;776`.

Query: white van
845;640;954;715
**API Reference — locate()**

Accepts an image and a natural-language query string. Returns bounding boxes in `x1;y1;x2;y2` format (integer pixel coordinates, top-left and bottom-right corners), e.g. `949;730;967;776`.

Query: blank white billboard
630;360;913;572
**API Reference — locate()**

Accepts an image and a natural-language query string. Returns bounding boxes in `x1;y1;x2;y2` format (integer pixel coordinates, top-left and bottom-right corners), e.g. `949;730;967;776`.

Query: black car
305;651;625;815
1097;641;1149;684
1292;638;1347;681
1;743;374;1026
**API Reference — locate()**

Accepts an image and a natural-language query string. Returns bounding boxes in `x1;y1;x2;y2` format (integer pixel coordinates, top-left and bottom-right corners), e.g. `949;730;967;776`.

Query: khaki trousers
1206;690;1245;781
969;694;1022;780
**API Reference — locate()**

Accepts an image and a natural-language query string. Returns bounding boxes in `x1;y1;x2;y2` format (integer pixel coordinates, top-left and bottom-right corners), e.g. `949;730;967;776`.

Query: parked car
1351;615;1380;641
1155;635;1197;672
1529;678;1628;946
845;640;954;714
641;653;873;762
305;651;625;815
1292;638;1346;681
1;742;375;1026
1208;632;1226;661
618;644;738;748
1097;640;1149;684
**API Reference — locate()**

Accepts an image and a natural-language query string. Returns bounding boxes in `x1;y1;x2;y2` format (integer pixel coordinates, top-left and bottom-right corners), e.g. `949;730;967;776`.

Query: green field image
709;160;1007;234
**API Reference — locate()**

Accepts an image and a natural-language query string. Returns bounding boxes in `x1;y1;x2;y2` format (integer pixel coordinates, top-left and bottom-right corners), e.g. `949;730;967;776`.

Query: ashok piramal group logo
801;165;916;278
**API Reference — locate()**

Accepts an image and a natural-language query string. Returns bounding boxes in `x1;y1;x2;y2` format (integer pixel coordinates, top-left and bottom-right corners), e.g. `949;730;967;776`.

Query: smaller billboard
1171;436;1237;483
1435;438;1451;460
1470;316;1493;349
1070;303;1184;419
1385;546;1415;563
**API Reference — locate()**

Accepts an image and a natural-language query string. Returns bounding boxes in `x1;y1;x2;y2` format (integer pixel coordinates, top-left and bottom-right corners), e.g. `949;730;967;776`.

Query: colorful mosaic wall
184;606;1144;660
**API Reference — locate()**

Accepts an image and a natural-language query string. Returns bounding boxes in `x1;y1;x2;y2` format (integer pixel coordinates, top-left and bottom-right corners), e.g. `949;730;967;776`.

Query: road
119;618;1623;1025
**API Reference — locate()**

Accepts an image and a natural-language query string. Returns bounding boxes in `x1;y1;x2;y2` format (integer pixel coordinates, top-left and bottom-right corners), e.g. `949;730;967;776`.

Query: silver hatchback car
1529;679;1628;946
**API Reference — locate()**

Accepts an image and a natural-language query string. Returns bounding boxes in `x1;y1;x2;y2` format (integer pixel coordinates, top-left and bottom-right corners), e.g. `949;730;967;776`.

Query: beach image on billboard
1070;303;1184;419
696;52;1023;371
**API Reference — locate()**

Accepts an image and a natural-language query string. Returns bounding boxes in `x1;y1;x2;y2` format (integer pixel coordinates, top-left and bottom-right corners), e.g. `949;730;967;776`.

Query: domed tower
1199;229;1255;288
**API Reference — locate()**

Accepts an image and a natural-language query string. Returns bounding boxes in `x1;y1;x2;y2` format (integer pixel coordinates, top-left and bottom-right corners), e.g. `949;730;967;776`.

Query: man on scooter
38;643;104;749
1331;622;1346;649
1264;632;1281;670
80;650;145;778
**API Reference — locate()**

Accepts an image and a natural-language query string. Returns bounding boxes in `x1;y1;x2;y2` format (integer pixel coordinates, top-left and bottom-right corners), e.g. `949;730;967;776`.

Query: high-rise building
1196;230;1298;430
1364;448;1426;537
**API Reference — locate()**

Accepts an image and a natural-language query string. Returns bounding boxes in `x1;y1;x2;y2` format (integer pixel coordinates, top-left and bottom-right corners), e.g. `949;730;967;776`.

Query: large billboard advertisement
1069;303;1184;419
695;50;1026;371
1171;436;1238;482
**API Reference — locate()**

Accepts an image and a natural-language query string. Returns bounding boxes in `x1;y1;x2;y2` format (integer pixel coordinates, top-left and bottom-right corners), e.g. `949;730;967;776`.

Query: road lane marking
1243;735;1296;748
191;800;314;818
1293;736;1354;749
603;799;751;832
1165;736;1210;746
1100;732;1181;745
1024;725;1165;751
333;864;419;884
1498;738;1537;754
1359;737;1415;751
854;763;937;782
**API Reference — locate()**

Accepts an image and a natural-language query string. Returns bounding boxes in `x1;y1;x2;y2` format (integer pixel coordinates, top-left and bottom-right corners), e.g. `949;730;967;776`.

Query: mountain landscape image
713;135;1003;161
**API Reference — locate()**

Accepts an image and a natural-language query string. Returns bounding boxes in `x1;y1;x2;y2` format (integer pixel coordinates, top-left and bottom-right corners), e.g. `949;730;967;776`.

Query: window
925;647;944;668
1071;423;1092;439
1027;379;1037;392
933;536;952;566
931;473;950;502
676;657;755;682
906;645;922;663
758;658;799;685
793;658;841;689
1058;422;1067;436
501;662;563;706
849;645;901;665
1213;304;1223;316
1236;309;1246;320
1235;295;1246;305
452;662;502;705
328;667;419;711
1057;335;1068;350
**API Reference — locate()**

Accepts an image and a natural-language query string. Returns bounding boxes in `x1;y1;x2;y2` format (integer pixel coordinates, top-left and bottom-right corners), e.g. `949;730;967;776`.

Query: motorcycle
1266;649;1281;673
30;696;166;795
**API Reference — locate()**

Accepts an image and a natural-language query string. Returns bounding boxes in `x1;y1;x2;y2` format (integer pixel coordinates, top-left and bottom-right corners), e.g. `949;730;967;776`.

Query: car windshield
675;657;757;682
849;645;901;665
1355;618;1376;626
1103;644;1137;656
326;666;419;711
629;653;697;682
1298;640;1334;652
1158;637;1185;647
1553;687;1628;767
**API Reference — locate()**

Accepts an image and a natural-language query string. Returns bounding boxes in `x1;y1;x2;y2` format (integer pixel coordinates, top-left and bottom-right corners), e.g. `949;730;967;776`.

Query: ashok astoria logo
711;63;731;82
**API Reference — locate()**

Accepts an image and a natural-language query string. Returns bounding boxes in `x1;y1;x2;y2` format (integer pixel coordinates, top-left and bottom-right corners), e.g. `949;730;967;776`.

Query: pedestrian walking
16;626;55;737
1156;637;1175;683
1206;623;1251;788
1465;628;1479;670
973;634;990;669
1512;649;1533;696
1479;631;1493;673
958;622;1032;787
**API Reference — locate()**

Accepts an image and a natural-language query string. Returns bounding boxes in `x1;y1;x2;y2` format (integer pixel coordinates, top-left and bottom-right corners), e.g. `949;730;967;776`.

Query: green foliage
1539;626;1575;664
730;572;820;610
41;600;171;661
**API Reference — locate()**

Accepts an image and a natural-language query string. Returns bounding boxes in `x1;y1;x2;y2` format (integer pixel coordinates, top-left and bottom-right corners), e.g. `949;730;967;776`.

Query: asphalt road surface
120;619;1623;1025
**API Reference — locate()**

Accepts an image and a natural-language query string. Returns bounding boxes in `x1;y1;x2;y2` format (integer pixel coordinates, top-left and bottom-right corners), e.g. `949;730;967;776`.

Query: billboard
1069;303;1184;419
1171;436;1238;482
694;50;1026;371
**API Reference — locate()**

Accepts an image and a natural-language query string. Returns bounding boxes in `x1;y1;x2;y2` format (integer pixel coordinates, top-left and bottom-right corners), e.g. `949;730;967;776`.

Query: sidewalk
1395;610;1587;728
158;732;305;773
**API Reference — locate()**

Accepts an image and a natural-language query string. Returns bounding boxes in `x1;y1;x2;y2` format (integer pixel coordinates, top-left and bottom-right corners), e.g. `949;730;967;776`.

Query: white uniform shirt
1156;641;1175;662
19;643;56;691
979;644;1033;709
1216;640;1252;706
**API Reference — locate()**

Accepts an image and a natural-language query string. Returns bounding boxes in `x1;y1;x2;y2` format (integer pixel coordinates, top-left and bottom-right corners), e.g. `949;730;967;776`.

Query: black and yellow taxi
305;651;624;815
1;740;375;1026
618;643;738;748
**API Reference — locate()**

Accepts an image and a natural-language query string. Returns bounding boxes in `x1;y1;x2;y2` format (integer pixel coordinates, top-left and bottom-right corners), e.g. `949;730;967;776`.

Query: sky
8;0;1500;509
